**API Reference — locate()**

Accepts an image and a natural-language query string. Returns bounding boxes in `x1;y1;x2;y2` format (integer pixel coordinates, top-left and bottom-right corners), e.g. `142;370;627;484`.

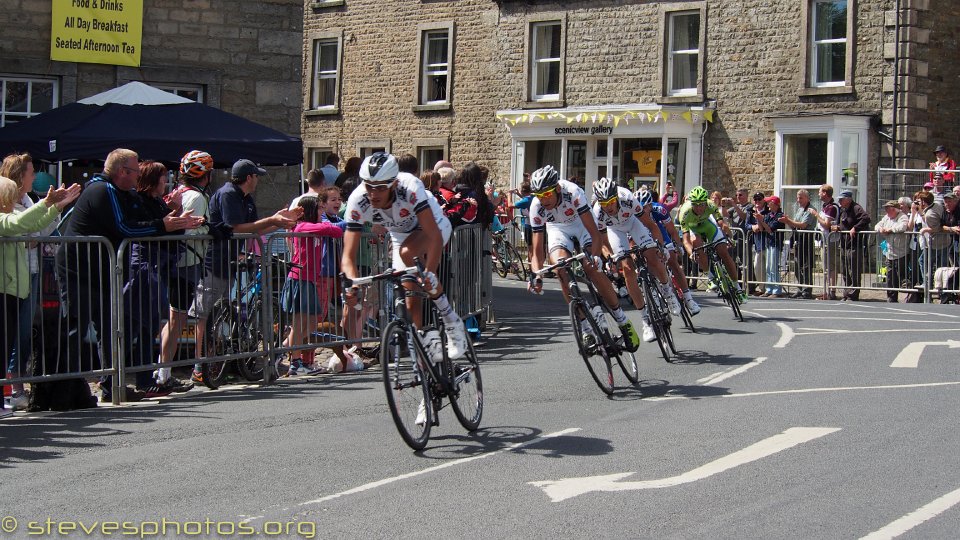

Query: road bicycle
344;259;483;450
693;239;744;322
201;254;287;388
491;228;528;281
623;245;677;362
535;252;639;395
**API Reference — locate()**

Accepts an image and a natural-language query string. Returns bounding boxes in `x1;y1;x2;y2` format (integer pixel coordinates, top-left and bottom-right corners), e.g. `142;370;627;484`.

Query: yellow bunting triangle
682;111;693;123
704;110;715;122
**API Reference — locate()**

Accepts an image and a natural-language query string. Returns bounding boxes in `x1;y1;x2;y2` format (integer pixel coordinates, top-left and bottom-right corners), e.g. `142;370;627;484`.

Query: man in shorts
526;166;640;352
679;186;746;302
341;152;469;362
189;159;301;383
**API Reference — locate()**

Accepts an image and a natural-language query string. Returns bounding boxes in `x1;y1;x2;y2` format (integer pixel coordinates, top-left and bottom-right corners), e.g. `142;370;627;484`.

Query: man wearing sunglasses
679;186;745;302
592;177;681;345
341;152;468;362
526;165;640;352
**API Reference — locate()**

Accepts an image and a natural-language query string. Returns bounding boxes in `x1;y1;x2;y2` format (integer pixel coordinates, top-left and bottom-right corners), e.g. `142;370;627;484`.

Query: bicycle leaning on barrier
344;259;483;451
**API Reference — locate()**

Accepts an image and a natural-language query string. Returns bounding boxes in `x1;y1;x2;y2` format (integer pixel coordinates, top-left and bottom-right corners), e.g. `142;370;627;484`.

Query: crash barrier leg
1;236;118;405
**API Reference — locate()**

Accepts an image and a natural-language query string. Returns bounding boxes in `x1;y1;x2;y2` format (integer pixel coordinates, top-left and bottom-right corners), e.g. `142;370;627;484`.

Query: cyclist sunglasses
364;179;396;192
533;186;558;198
598;194;618;205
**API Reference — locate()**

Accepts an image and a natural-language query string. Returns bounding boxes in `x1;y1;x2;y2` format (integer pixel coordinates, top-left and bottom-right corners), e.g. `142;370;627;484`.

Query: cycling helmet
530;165;560;193
688;186;709;203
636;189;654;207
593;177;619;202
180;150;214;179
359;152;399;184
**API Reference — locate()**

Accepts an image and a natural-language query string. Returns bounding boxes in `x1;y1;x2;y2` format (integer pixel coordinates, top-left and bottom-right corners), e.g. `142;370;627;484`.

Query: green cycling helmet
688;186;709;203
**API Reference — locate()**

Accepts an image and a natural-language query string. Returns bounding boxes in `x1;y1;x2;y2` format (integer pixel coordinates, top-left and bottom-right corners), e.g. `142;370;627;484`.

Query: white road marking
890;340;960;368
860;486;960;540
296;427;580;507
530;427;839;502
646;381;960;402
698;357;767;386
774;322;795;348
740;309;766;319
797;327;960;335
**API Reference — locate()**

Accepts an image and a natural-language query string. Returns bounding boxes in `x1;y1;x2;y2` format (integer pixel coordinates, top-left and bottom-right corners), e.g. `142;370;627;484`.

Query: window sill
310;0;345;10
520;99;565;109
304;108;340;117
659;94;703;105
799;85;854;97
413;102;451;113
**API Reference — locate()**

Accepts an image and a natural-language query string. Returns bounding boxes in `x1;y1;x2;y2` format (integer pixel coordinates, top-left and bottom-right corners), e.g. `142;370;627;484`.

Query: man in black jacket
836;190;871;301
56;148;202;402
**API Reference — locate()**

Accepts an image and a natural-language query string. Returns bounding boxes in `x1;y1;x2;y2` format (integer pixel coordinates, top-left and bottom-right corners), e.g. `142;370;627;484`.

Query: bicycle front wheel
716;264;744;322
570;299;614;395
493;240;510;278
201;300;236;389
642;278;674;362
381;320;432;450
236;299;271;381
450;335;483;431
507;241;528;281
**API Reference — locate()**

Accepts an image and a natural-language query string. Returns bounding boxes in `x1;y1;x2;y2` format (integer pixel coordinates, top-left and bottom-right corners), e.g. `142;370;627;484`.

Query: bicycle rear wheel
507;242;528;281
493;239;510;278
381;320;432;450
449;334;483;431
594;301;639;385
236;299;273;381
201;300;236;389
570;299;614;395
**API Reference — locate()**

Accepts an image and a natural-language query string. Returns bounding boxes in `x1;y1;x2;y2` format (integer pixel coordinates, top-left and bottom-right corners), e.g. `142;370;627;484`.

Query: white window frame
773;115;870;208
667;11;700;97
529;21;563;102
0;76;59;127
356;140;391;160
152;83;204;103
310;36;341;111
809;0;849;88
309;147;335;171
417;26;453;107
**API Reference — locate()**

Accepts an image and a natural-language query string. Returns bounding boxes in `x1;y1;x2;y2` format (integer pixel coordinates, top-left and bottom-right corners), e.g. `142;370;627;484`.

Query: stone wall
0;0;303;212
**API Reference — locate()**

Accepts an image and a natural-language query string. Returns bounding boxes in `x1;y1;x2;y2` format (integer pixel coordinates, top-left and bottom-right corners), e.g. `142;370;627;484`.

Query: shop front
496;104;713;198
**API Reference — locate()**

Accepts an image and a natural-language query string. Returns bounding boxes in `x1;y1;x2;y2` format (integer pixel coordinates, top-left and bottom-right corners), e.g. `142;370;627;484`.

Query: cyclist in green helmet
678;186;745;301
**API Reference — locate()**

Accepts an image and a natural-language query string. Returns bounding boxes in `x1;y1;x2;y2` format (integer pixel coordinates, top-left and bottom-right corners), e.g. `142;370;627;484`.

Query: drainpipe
892;0;901;167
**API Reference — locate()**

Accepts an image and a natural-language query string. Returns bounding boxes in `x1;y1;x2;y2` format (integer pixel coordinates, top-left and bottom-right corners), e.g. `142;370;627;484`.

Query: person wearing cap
929;145;956;188
748;195;785;297
875;200;910;302
778;189;818;299
834;190;870;301
188;158;302;385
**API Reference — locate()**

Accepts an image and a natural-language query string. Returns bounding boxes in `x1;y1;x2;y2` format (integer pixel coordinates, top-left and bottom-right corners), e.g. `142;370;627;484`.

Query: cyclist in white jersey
341;153;467;361
526;166;640;351
592;178;682;343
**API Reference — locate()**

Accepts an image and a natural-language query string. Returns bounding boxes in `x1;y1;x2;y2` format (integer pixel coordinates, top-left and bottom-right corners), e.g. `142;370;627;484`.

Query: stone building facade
303;0;959;214
0;0;303;212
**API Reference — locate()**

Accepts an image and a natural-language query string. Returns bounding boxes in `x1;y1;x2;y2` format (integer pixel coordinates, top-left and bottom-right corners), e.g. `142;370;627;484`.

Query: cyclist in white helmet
341;152;468;361
527;165;640;352
592;177;682;343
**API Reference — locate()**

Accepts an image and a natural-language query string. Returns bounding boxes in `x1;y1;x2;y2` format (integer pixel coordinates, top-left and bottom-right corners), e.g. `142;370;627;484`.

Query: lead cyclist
678;186;746;303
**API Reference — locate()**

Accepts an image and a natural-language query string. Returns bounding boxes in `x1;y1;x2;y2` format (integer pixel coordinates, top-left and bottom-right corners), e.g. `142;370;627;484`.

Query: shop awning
495;104;715;128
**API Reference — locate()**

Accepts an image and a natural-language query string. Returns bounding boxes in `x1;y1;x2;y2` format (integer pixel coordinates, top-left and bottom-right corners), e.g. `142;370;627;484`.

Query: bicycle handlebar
534;252;587;277
691;238;728;253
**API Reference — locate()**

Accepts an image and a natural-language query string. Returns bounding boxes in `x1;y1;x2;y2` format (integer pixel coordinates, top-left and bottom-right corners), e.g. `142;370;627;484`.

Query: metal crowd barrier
1;236;118;392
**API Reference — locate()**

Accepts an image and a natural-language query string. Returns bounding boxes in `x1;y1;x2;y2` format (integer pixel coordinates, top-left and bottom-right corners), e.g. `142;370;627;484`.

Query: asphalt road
3;276;960;539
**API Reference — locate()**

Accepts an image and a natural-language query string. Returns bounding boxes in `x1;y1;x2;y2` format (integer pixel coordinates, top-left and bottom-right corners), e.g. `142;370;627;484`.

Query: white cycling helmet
636;189;654;207
359;152;399;185
530;165;559;193
593;177;618;202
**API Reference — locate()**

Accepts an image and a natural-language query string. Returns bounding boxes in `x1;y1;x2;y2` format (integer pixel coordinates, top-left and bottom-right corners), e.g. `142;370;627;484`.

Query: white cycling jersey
591;186;644;231
343;172;446;234
529;179;590;231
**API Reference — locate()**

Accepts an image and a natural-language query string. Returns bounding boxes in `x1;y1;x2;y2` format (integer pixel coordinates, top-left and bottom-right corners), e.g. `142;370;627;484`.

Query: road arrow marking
860;485;960;540
890;340;960;368
774;322;794;348
530;427;840;502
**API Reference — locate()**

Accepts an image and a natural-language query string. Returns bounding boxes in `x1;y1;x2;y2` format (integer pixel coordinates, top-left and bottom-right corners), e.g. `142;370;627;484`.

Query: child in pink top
280;196;343;375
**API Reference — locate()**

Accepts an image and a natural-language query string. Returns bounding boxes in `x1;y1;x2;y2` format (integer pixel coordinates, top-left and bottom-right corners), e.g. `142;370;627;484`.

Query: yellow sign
50;0;143;67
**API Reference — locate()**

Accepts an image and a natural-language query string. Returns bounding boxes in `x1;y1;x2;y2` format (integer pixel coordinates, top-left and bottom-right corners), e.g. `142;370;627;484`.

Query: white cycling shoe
415;399;428;426
665;290;682;316
641;320;656;343
445;319;469;360
420;329;443;364
684;296;702;316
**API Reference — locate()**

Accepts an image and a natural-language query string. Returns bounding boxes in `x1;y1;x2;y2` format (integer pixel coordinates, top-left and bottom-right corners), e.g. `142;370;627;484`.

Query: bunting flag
681;111;693;123
704;110;715;122
494;106;715;126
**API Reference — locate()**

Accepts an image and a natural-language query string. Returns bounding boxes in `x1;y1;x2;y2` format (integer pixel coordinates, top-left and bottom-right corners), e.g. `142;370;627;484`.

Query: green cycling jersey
677;199;722;233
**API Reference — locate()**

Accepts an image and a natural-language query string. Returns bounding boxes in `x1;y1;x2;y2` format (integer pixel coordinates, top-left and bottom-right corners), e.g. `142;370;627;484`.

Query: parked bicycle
201;253;289;388
491;228;528;281
535;252;639;395
693;239;744;322
344;259;483;451
623;245;677;362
